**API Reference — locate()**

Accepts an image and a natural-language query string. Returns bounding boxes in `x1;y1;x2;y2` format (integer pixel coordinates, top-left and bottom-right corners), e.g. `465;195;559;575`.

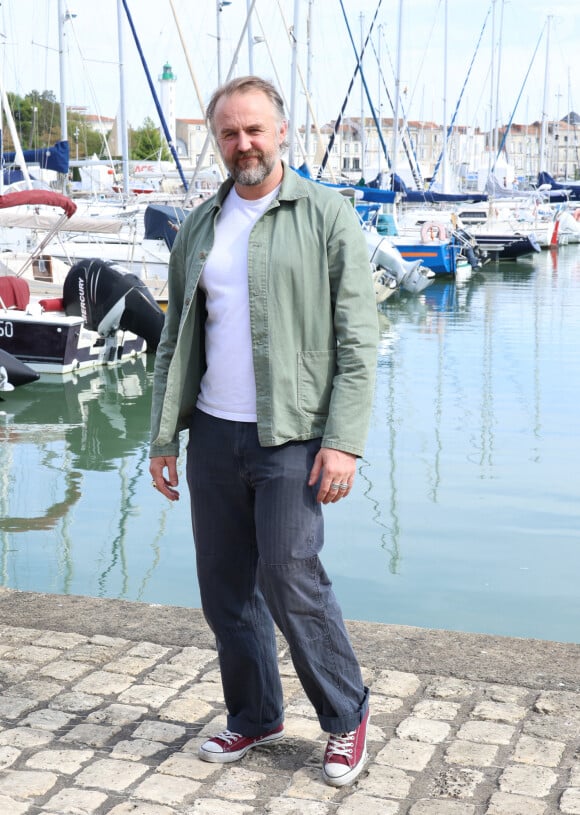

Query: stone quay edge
0;588;578;815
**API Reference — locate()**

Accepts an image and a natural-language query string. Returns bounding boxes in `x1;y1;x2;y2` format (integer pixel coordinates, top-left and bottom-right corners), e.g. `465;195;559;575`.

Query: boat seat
0;275;30;310
38;297;65;312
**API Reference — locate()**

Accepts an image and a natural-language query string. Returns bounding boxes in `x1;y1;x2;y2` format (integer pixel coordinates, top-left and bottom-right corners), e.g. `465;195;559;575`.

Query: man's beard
228;150;278;186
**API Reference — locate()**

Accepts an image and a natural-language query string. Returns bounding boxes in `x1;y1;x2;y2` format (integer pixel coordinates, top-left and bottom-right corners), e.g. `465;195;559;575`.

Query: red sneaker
198;724;285;764
322;708;369;787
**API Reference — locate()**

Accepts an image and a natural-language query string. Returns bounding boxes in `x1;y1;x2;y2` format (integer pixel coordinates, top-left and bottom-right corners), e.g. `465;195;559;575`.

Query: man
149;76;378;788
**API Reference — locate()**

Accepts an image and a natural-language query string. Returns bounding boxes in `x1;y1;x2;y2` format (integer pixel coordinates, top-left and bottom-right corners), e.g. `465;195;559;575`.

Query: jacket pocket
297;350;336;417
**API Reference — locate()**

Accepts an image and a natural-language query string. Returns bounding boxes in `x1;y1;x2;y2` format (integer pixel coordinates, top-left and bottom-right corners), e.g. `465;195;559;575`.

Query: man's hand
149;456;180;502
308;447;357;504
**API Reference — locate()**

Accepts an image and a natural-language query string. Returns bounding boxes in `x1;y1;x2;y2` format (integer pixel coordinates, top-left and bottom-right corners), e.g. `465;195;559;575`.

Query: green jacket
149;163;378;459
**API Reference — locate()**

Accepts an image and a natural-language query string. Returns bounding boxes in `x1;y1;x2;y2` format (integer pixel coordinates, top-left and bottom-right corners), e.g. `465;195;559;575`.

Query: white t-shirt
196;185;279;421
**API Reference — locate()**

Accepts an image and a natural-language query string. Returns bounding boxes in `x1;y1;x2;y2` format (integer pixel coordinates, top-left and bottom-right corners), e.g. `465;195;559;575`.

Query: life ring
420;221;447;242
573;209;580;222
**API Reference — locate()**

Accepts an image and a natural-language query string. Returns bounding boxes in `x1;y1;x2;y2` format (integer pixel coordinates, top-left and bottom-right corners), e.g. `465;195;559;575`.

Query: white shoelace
213;729;243;745
325;731;355;759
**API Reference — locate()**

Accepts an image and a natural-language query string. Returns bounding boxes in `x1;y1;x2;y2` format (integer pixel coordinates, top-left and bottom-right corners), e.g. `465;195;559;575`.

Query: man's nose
236;131;253;152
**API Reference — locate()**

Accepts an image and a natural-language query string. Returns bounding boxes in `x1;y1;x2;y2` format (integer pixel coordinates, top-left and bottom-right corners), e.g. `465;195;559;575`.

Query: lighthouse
159;62;177;146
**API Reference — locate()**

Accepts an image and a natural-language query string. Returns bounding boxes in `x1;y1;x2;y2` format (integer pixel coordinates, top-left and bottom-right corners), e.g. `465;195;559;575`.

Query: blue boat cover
293;164;397;204
143;204;189;249
537;171;580;201
3;140;70;175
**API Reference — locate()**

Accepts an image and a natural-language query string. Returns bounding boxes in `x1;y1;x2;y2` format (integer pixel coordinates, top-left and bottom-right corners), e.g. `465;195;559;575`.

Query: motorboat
0;258;164;380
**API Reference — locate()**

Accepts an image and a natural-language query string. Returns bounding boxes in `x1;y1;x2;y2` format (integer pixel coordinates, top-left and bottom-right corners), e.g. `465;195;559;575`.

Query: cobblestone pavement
0;591;579;815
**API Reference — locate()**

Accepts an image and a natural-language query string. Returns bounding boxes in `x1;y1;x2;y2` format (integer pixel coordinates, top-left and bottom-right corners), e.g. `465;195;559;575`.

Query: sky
1;0;579;136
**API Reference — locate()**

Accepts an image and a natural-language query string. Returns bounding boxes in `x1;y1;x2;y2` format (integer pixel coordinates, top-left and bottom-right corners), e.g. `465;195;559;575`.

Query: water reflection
2;250;580;641
368;279;478;572
0;357;168;599
1;356;151;477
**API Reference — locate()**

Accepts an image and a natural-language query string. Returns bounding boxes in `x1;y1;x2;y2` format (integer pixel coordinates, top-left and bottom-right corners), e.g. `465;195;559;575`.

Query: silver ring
330;483;340;490
339;482;349;489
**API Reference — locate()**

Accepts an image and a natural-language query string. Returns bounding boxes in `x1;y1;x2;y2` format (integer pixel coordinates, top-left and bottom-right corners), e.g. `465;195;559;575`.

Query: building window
342;157;350;170
352;157;360;170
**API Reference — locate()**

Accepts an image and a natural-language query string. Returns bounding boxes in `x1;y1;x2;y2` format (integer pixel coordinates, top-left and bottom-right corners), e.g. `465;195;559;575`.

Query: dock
0;588;578;814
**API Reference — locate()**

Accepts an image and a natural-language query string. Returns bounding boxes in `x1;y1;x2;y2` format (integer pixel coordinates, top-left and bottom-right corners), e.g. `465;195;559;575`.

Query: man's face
213;90;287;187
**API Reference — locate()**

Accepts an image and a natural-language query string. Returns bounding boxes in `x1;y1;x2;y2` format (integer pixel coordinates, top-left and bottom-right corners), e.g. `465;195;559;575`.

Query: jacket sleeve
322;198;378;456
148;228;188;459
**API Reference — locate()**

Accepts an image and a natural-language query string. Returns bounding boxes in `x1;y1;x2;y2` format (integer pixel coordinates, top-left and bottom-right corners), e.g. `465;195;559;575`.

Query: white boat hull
0;308;145;375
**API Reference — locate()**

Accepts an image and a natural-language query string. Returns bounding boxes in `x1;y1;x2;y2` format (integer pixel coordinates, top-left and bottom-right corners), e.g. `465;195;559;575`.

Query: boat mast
288;0;300;167
116;0;131;197
168;0;226;181
57;0;68;141
304;0;314;158
57;0;77;191
392;0;403;187
441;0;448;192
377;23;382;175
246;0;255;73
488;0;496;181
360;12;366;179
495;0;506;160
0;76;33;190
186;0;257;197
539;15;552;174
565;68;571;180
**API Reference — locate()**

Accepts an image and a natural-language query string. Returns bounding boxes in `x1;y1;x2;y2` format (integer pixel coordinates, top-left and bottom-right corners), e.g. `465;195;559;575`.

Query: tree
2;90;171;162
68;113;109;160
4;90;61;150
130;117;171;161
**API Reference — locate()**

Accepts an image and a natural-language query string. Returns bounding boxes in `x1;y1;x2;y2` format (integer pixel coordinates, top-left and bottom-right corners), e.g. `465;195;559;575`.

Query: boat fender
420;221;447;243
573;209;580;222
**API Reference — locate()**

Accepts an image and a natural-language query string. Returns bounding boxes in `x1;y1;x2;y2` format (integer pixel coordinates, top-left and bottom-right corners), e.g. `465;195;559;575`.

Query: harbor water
1;244;579;644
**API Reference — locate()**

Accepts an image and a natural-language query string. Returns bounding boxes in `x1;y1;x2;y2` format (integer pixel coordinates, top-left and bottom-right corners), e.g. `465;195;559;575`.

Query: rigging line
338;0;391;175
64;16;118;173
120;0;188;190
185;0;258;201
492;22;546;175
376;2;440;189
167;0;226;182
317;0;384;179
429;3;492;190
272;0;328;176
380;0;442;122
369;35;423;189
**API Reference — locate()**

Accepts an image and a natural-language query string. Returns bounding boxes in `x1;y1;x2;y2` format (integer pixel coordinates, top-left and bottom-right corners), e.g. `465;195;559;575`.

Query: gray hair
206;76;287;145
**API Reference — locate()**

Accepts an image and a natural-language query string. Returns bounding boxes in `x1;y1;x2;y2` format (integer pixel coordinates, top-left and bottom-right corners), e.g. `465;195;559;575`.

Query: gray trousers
186;409;369;736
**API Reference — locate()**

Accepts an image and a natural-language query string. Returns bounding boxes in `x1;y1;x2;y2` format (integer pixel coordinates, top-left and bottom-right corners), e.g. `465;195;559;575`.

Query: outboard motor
452;227;484;270
62;259;165;351
364;229;433;294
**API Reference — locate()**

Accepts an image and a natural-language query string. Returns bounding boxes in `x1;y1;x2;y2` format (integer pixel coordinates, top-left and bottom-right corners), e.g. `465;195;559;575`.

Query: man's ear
279;119;289;145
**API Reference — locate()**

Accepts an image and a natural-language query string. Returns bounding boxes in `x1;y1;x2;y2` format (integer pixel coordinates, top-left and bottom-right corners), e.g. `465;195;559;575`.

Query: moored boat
0;259;164;377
